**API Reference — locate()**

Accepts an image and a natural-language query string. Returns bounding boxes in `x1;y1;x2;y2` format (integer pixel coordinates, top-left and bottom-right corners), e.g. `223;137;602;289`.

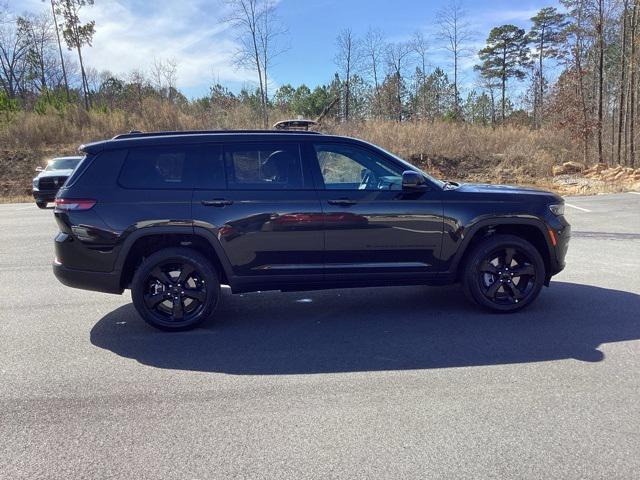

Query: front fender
442;215;554;278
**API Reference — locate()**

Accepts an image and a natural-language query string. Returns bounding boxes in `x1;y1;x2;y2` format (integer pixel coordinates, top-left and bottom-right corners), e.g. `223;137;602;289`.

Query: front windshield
373;145;445;188
46;158;81;171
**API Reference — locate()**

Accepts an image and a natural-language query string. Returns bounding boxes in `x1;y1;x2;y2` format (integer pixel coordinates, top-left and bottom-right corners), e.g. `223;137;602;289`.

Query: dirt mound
552;164;640;194
583;164;640;182
552;161;586;175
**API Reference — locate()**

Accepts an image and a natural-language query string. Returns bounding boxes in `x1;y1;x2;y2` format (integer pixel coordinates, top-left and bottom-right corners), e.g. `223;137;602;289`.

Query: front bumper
53;261;123;294
548;218;571;277
32;189;59;202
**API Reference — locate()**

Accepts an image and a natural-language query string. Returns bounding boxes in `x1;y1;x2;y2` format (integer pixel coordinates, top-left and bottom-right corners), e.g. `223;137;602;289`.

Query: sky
10;0;564;99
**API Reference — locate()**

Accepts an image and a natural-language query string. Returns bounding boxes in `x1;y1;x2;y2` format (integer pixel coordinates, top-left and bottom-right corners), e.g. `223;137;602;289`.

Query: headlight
549;204;564;216
32;178;39;189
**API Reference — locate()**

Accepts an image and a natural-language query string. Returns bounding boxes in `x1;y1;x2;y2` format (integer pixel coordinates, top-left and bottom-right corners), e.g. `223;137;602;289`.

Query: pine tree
476;25;530;122
528;7;568;126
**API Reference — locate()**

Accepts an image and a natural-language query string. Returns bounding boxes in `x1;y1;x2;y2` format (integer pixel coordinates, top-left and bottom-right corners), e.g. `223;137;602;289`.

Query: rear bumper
53;262;123;294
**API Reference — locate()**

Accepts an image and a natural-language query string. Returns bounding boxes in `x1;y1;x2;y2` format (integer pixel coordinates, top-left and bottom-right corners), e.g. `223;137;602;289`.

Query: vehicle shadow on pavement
90;282;640;374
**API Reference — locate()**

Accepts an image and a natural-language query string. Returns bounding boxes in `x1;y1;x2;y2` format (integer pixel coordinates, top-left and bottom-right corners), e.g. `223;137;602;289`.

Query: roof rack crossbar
112;129;321;140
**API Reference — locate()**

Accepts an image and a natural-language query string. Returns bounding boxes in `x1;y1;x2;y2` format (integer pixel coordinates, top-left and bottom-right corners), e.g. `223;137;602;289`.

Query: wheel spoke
503;247;516;267
177;264;196;284
150;267;173;286
480;260;498;274
512;263;535;277
172;297;184;320
183;288;205;303
144;292;165;308
503;282;524;301
486;279;501;299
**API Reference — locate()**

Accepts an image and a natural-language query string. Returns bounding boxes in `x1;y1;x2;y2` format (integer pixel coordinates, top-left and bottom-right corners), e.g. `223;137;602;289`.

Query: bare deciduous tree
616;0;629;164
45;0;70;100
17;12;55;99
150;57;178;101
385;41;413;121
629;1;637;167
223;0;287;128
437;0;474;118
334;28;361;122
411;30;429;118
0;5;28;98
363;27;385;117
595;0;605;163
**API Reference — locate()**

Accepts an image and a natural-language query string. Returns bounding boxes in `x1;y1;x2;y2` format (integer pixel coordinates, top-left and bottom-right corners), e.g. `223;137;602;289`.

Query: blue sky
11;0;563;99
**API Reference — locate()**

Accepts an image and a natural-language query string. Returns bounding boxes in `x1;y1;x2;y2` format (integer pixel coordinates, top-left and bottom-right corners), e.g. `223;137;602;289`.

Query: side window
195;144;225;189
314;143;404;190
119;145;199;189
225;143;304;190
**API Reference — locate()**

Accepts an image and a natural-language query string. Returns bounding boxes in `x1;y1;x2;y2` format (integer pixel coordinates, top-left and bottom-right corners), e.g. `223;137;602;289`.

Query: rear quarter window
63;154;91;187
118;145;201;190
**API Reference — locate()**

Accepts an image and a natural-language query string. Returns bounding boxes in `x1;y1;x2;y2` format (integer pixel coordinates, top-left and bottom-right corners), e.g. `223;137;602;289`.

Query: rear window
224;143;303;190
119;146;200;189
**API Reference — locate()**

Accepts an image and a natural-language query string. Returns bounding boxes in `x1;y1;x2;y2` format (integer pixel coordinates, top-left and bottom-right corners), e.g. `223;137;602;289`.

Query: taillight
54;198;96;211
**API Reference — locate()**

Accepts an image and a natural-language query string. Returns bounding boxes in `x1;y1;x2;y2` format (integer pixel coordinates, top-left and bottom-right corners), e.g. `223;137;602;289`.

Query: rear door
192;140;324;283
310;141;444;277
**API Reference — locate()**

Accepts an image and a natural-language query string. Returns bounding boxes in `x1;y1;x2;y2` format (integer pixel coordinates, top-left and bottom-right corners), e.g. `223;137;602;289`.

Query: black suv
53;129;570;331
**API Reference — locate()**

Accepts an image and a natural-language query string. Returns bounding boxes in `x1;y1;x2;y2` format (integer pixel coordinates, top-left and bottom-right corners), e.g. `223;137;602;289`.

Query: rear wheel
131;247;220;331
462;234;545;312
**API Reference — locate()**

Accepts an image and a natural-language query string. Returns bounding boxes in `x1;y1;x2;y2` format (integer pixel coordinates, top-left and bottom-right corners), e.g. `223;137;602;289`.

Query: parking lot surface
1;193;639;479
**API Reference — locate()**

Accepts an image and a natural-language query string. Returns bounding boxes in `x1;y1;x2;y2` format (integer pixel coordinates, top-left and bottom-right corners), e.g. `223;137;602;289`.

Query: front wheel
462;234;545;312
36;201;47;209
131;247;220;331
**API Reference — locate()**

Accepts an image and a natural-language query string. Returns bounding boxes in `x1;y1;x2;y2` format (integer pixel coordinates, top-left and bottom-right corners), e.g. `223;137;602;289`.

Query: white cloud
10;0;256;90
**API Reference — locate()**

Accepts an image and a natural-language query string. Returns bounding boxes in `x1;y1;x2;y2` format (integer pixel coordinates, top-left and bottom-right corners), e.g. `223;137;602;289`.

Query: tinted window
119;146;200;189
314;143;404;190
195;144;225;189
63;155;90;187
225;143;303;190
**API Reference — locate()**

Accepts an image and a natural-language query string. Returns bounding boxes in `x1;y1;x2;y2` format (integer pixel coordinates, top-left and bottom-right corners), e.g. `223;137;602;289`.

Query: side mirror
402;171;427;190
35;166;44;172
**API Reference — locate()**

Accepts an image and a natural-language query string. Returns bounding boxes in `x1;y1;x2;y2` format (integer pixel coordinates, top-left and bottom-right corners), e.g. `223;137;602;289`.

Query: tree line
1;0;639;166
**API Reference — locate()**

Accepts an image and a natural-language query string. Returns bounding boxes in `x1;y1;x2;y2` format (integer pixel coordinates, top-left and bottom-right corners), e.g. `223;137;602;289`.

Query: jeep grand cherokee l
52;129;570;331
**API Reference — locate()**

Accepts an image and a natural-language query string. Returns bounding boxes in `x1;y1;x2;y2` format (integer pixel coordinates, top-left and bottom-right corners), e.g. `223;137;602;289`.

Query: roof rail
112;129;321;140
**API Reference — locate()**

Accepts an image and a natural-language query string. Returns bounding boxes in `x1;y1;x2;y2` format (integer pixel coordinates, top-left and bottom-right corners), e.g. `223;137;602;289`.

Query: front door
192;141;324;283
310;141;444;278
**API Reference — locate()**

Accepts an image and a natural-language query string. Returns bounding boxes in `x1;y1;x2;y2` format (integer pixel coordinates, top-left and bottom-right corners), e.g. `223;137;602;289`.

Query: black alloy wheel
463;234;545;312
131;248;220;331
478;246;536;306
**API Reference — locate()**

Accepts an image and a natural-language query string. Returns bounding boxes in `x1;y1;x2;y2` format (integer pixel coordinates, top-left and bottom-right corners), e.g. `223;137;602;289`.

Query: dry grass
0;103;626;200
328;120;579;181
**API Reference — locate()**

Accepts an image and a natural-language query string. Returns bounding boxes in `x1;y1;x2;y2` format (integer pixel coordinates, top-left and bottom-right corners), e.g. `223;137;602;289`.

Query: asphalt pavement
1;193;639;479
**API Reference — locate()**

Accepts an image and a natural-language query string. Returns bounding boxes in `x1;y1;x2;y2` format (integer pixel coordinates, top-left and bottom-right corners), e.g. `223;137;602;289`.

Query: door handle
201;199;233;207
328;198;357;206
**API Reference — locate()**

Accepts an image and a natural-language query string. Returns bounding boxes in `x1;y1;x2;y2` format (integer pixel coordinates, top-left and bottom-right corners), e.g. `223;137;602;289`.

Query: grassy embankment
1;101;636;201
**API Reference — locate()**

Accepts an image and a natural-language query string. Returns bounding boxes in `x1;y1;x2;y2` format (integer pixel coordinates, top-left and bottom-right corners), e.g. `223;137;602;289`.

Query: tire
36;201;47;209
131;247;220;331
462;234;545;312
